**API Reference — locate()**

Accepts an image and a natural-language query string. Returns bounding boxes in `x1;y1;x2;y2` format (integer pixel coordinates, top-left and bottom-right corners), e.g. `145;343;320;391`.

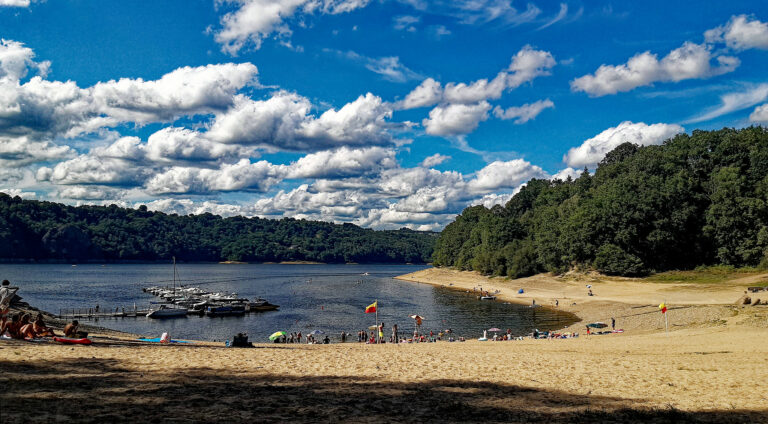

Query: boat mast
172;256;176;298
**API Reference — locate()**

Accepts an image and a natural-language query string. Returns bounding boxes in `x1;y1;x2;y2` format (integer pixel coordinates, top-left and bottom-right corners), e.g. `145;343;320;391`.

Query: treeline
0;196;436;263
434;127;768;277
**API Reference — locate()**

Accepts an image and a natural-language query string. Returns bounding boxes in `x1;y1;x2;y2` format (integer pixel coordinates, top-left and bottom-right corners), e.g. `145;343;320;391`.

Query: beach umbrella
409;314;424;326
269;331;287;341
487;327;501;332
586;322;607;328
309;330;325;336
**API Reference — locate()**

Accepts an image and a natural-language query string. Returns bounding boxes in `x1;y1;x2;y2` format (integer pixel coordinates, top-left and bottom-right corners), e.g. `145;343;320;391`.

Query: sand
2;268;768;423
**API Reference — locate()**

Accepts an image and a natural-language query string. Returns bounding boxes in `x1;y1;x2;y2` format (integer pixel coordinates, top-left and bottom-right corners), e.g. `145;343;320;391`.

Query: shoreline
394;267;763;334
2;267;768;422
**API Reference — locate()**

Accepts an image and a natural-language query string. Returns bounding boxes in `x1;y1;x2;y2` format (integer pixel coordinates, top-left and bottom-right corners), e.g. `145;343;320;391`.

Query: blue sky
1;0;767;230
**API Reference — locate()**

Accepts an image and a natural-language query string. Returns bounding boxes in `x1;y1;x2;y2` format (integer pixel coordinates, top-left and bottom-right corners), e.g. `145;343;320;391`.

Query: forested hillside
0;196;436;263
434;127;768;277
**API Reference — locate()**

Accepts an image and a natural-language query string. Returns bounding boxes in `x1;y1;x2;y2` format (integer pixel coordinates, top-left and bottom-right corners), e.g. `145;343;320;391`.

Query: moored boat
146;257;188;319
146;304;188;319
205;304;246;317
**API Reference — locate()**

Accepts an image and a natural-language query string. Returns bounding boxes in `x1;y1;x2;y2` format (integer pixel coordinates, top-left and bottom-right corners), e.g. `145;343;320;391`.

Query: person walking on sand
611;317;616;331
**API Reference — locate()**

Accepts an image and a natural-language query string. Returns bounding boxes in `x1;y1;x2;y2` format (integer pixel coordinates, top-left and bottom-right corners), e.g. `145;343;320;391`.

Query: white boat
146;257;188;319
480;295;496;300
146;304;188;318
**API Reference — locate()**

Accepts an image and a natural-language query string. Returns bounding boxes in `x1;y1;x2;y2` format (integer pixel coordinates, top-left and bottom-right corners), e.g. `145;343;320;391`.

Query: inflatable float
53;336;92;345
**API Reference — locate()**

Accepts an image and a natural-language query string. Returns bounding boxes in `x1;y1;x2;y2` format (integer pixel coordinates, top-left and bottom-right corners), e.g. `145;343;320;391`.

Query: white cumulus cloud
419;153;450;168
467;159;547;192
750;104;768;123
493;98;554;124
422;101;491;136
571;42;739;96
705;14;768;50
398;45;555;110
0;0;30;8
214;0;371;55
564;121;684;168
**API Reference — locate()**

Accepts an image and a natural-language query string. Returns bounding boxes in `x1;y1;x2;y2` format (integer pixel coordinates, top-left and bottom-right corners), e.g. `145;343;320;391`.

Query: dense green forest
434;127;768;277
0;196;436;263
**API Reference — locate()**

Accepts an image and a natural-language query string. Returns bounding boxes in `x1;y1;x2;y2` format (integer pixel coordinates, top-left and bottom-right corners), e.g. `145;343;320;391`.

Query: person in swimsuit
63;320;80;338
0;312;22;338
13;314;31;339
31;314;56;337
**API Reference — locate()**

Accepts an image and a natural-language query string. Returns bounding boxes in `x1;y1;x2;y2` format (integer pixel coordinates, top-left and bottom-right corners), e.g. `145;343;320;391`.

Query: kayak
53;336;92;345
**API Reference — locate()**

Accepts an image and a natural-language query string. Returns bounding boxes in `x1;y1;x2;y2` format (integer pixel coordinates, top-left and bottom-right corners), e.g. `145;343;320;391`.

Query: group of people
275;332;331;344
0;279;83;341
1;312;57;339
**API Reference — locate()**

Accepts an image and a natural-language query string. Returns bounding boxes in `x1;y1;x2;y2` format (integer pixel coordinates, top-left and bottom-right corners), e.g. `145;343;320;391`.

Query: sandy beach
2;268;768;423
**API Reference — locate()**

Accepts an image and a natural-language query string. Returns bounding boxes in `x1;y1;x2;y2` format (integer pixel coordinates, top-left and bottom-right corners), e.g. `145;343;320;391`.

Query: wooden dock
57;306;152;320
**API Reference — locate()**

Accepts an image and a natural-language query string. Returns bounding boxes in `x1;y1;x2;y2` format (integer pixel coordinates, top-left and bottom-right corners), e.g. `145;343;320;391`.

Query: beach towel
137;337;191;344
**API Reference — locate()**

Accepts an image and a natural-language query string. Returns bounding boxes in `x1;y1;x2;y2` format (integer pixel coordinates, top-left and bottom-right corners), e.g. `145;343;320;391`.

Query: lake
0;263;577;341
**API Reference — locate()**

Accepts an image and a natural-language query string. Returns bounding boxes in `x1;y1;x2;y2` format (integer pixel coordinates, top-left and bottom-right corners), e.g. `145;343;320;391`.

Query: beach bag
232;333;252;348
160;332;170;343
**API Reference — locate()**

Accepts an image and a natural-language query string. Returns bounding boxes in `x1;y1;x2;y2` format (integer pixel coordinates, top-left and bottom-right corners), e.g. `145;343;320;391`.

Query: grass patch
644;265;766;284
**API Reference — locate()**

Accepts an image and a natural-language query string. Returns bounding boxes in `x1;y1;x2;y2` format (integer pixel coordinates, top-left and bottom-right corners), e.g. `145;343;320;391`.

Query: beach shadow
0;357;764;423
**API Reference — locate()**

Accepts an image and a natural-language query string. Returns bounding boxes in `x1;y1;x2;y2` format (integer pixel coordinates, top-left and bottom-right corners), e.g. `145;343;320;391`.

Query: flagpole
375;299;379;344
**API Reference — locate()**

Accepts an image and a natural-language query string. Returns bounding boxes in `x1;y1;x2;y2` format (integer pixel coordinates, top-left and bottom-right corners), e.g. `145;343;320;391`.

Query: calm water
0;263;577;341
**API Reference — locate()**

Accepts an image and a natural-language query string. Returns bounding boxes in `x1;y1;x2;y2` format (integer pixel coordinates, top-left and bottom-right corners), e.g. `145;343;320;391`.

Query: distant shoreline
394;267;759;334
0;259;427;265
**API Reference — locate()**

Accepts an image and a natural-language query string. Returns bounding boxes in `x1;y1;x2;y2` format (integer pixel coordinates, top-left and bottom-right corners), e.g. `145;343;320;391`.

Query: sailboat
146;257;188;319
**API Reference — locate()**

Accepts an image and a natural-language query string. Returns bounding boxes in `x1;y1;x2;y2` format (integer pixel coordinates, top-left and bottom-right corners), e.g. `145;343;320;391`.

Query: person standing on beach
392;323;398;344
611;317;616;331
0;280;19;327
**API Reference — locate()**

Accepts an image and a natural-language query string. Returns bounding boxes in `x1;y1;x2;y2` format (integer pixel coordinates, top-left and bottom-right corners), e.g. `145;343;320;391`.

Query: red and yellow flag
365;301;377;314
659;302;667;314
